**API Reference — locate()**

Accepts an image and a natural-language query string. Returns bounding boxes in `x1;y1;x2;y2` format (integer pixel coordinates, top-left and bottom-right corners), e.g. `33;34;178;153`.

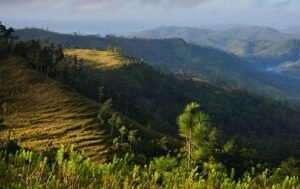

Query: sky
0;0;300;35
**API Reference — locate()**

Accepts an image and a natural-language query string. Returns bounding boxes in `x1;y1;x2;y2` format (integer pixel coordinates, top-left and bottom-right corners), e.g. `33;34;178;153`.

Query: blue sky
1;0;299;34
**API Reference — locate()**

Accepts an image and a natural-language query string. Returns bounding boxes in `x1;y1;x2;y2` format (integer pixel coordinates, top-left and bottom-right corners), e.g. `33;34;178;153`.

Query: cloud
70;0;209;11
138;0;208;7
72;0;126;11
273;0;294;7
0;0;295;12
0;0;64;11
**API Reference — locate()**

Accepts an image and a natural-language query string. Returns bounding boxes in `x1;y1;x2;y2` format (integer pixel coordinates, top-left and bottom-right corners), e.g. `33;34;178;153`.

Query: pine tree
177;102;217;167
119;125;127;144
128;130;138;150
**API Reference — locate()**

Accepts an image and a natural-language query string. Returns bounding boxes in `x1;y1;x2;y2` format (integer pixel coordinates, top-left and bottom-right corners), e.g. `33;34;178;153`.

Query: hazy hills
283;25;300;35
127;26;215;43
125;26;295;49
126;26;290;41
126;26;300;66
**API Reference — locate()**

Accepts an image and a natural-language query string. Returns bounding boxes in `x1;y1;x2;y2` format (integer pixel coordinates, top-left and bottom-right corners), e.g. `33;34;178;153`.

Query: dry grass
0;58;111;164
64;49;131;69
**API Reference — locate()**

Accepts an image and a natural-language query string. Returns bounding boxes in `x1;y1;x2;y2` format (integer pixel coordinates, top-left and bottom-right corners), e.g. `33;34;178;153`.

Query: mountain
125;26;293;49
125;26;300;78
15;28;300;99
202;26;293;52
208;26;290;41
238;39;300;66
126;26;215;43
283;25;300;35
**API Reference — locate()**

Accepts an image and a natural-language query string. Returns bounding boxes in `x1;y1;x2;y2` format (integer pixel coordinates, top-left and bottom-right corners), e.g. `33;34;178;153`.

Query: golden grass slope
64;49;132;69
64;49;179;144
0;57;111;164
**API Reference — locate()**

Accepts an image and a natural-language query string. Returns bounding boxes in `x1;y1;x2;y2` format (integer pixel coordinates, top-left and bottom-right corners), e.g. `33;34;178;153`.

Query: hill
57;49;300;162
283;25;300;35
0;56;177;163
125;26;293;50
207;26;290;42
15;28;300;99
126;26;215;43
0;57;111;163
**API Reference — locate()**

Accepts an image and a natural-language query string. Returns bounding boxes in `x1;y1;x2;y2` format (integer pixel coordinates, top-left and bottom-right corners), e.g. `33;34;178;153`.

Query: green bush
0;146;299;188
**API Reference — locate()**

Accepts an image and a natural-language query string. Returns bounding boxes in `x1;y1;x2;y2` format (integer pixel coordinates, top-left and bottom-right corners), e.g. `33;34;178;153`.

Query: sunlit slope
64;48;179;142
64;49;131;69
0;58;111;163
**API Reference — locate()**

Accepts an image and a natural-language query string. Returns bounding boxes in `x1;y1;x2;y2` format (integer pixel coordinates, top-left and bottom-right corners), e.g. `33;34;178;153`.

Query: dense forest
1;22;300;188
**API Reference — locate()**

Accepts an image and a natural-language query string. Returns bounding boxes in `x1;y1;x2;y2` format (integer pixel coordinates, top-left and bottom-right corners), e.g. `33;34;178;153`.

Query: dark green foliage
177;102;218;166
0;22;16;58
0;146;299;188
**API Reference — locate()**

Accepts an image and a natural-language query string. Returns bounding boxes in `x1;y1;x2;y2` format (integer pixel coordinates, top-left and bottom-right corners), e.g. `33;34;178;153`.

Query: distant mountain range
282;25;300;35
126;26;300;68
126;26;295;49
15;28;300;99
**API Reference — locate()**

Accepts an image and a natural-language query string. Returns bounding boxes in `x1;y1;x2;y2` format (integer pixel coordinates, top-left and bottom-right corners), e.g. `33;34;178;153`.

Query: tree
0;103;6;129
118;125;127;144
96;98;112;129
0;23;17;59
108;112;122;136
177;102;217;167
128;130;138;150
98;86;104;104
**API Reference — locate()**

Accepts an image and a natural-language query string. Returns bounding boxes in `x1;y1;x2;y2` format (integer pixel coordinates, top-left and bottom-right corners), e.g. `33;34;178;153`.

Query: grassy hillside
0;56;176;163
0;57;112;163
64;49;129;69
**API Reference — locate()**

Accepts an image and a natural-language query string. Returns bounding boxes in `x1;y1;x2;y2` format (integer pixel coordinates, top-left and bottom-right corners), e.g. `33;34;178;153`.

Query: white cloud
0;0;64;11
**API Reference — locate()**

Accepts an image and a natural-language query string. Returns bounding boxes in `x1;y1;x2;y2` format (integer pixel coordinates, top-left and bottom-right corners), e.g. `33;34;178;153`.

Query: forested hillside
16;28;300;99
61;48;300;163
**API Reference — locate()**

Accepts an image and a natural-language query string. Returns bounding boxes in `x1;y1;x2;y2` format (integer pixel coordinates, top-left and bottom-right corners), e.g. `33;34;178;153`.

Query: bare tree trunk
111;126;114;136
188;129;192;169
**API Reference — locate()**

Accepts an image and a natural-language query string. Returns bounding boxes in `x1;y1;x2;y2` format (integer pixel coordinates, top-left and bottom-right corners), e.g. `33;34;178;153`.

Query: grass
0;55;179;164
64;48;132;69
0;57;111;164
